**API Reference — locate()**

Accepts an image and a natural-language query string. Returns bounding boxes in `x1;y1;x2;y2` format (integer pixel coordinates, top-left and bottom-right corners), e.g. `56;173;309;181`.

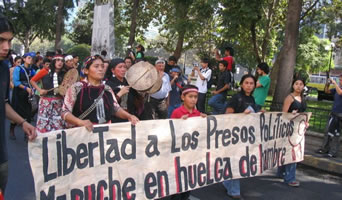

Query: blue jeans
277;163;296;183
208;93;227;114
222;179;240;196
168;103;182;118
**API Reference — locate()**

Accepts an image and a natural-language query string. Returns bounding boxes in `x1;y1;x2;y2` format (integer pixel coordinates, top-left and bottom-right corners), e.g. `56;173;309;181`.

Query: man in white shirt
150;59;172;119
190;57;212;113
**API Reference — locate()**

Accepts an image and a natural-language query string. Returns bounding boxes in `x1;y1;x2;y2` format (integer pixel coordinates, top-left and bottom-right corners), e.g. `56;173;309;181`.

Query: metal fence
204;94;329;134
263;100;330;133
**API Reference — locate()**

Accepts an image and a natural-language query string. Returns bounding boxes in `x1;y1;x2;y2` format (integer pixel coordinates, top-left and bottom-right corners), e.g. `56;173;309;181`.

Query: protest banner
29;112;310;200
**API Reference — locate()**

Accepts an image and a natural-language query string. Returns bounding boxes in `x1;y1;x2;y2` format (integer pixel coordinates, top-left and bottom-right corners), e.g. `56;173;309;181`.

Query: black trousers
149;97;168;119
320;113;341;156
196;92;207;113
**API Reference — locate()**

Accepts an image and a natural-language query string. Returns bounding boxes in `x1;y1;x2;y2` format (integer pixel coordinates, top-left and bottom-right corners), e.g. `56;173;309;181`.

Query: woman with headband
30;55;67;134
62;55;139;131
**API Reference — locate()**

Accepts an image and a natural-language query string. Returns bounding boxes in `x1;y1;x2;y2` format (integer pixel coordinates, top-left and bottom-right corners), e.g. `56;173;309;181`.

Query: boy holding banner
169;84;206;199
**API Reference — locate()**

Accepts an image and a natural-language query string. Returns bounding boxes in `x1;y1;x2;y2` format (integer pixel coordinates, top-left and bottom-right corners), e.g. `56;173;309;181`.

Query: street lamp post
327;42;335;78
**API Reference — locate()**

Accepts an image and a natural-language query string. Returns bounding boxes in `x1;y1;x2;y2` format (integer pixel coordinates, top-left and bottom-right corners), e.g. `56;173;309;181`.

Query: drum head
59;68;79;96
126;61;159;91
147;76;162;94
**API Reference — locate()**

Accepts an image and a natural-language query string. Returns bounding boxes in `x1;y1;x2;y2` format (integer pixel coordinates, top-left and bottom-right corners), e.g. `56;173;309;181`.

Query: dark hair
201;57;210;64
101;50;107;57
224;47;234;56
35;56;43;63
0;15;14;34
240;74;257;93
168;56;178;63
291;76;307;105
14;56;22;61
50;57;65;75
45;51;55;57
291;77;306;94
257;62;269;74
13;56;22;66
136;44;145;52
72;53;79;58
56;49;63;55
124;56;133;63
84;55;104;69
181;84;198;96
43;58;51;64
218;60;228;68
105;58;124;78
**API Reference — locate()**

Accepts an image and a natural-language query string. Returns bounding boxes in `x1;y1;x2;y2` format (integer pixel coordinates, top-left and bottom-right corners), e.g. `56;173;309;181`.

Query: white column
91;0;115;59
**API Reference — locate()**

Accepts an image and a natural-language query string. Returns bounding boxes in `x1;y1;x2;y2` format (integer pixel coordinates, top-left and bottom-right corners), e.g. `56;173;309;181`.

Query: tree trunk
250;21;262;64
173;28;186;60
261;0;280;62
55;0;64;51
127;0;139;54
271;0;303;110
24;31;30;53
268;58;280;96
172;1;192;60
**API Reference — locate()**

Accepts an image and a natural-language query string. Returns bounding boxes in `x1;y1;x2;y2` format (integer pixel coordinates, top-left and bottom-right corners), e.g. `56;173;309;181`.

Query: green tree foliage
118;0;159;56
55;0;80;50
69;2;94;45
152;0;220;60
68;0;159;57
1;0;78;52
219;0;287;68
296;35;333;73
66;44;91;63
319;0;342;40
1;0;57;52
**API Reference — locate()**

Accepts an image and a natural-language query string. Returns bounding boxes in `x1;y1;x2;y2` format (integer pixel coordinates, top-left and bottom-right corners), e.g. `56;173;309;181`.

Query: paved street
4;121;342;200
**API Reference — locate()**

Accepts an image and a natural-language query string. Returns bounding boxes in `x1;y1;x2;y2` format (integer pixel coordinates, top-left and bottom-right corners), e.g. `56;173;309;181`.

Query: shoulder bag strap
19;65;33;90
78;88;106;120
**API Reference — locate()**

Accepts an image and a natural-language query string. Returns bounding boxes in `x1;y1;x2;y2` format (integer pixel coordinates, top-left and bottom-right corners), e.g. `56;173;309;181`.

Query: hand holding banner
29;112;310;200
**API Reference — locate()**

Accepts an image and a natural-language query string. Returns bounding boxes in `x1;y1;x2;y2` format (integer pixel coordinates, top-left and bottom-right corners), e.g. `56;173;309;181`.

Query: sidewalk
301;131;342;175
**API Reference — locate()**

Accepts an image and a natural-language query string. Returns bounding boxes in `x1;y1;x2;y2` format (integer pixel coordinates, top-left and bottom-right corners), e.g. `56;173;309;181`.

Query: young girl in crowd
135;44;145;61
61;55;139;132
277;77;307;187
30;55;66;133
169;84;206;200
223;74;259;199
9;56;22;103
9;56;22;90
10;52;36;140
